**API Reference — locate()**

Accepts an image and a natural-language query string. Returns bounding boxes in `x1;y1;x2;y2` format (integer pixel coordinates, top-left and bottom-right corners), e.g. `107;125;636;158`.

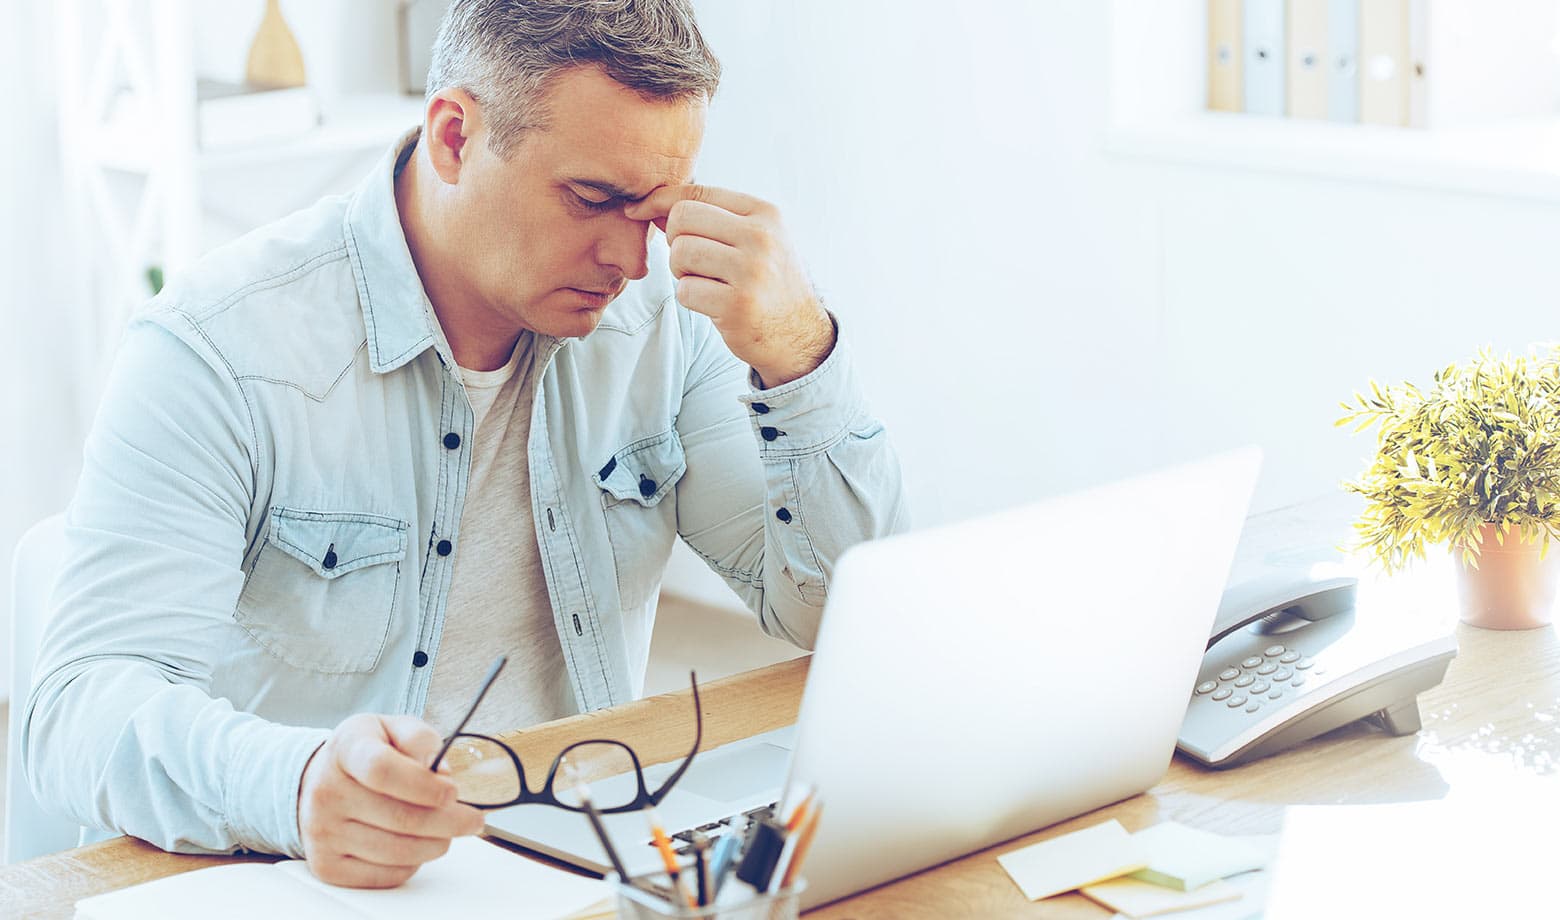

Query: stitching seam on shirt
188;247;348;323
237;340;368;401
788;456;827;597
174;313;264;497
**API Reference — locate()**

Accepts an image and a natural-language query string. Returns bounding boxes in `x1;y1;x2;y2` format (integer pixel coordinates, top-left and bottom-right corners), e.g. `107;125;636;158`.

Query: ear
424;88;484;185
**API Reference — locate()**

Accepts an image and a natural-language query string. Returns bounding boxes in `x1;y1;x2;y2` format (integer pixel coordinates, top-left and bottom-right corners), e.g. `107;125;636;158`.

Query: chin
535;309;606;340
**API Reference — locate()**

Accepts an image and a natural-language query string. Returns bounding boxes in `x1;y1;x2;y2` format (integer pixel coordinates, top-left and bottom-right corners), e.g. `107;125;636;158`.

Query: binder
1326;0;1359;122
1286;0;1328;118
1208;0;1244;112
1408;0;1429;127
1242;0;1286;116
1359;0;1409;126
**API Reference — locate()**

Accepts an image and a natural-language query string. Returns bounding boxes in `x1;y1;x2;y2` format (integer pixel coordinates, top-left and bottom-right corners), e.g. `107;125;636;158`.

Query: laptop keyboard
653;802;777;856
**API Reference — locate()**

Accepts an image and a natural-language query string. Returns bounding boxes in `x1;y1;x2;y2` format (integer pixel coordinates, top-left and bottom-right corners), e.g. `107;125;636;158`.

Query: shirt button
412;651;429;668
639;476;657;498
776;507;792;523
752;402;770;414
322;546;338;570
760;426;779;442
436;539;453;556
443;432;461;450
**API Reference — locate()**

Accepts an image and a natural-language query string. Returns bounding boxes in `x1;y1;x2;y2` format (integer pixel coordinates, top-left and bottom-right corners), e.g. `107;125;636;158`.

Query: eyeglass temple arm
649;671;703;800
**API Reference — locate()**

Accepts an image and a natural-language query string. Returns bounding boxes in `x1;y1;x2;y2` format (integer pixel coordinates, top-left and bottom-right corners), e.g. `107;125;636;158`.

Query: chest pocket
235;508;407;674
595;430;687;610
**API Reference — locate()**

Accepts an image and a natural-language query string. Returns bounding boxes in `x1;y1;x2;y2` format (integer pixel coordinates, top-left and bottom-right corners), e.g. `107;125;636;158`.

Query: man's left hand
625;185;834;388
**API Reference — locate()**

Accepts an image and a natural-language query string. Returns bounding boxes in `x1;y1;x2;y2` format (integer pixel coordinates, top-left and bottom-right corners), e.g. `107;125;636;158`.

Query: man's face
449;66;707;340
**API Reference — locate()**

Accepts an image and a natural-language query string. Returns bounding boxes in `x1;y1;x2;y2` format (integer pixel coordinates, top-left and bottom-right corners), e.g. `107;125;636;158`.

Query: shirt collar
344;128;450;374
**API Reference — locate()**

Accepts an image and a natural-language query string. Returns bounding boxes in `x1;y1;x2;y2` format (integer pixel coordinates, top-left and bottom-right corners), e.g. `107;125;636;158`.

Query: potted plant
1338;347;1560;629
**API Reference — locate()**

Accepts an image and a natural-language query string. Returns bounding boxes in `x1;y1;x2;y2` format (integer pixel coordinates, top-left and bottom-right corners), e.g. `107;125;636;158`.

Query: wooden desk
4;626;1556;919
6;501;1559;917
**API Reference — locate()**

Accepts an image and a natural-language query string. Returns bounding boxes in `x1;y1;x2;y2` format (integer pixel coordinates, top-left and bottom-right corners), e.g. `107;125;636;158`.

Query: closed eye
572;190;622;212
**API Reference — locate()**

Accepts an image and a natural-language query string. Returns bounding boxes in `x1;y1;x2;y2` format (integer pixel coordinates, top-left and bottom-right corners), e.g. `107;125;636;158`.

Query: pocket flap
266;508;408;579
593;430;688;507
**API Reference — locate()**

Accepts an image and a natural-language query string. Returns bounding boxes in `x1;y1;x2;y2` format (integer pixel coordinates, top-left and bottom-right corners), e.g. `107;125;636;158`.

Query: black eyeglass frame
449;673;703;814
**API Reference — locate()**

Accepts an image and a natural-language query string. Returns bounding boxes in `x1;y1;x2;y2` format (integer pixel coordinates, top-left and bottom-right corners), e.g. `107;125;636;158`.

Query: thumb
381;715;446;767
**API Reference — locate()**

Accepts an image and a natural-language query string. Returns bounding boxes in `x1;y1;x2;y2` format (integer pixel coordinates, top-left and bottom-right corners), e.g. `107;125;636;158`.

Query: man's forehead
564;160;697;200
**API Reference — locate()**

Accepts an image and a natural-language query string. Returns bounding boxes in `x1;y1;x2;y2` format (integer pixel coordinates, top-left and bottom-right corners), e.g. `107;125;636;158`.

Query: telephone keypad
1196;644;1320;716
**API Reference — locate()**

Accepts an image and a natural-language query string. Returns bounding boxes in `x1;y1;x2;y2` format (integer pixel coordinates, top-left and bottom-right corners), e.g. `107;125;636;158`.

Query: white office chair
6;513;84;863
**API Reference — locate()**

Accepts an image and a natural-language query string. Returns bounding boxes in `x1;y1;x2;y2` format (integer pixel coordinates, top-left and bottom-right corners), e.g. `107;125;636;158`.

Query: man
24;0;906;889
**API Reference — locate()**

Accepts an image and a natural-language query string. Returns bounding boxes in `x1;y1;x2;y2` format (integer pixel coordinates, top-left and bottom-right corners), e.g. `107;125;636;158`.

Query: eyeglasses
429;656;704;812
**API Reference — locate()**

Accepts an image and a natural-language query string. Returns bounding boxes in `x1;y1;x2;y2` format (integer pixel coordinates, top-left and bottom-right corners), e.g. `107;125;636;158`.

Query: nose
596;212;651;281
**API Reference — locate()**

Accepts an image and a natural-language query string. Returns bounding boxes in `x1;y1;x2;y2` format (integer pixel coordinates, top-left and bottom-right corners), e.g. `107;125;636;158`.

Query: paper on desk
1107;869;1271;920
1082;876;1241;917
997;820;1148;901
1127;821;1272;891
1267;798;1560;918
75;836;608;920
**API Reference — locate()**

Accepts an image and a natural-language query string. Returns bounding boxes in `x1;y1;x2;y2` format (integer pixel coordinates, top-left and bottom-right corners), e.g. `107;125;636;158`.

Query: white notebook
75;836;610;920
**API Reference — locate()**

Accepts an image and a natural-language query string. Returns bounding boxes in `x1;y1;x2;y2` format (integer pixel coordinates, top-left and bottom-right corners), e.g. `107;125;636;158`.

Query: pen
707;832;740;898
560;757;632;885
783;785;816;833
428;655;507;772
691;831;711;906
778;801;823;890
647;807;697;909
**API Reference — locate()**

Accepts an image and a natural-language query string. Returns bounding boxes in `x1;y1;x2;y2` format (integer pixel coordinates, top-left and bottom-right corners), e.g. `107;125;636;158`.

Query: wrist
752;308;836;389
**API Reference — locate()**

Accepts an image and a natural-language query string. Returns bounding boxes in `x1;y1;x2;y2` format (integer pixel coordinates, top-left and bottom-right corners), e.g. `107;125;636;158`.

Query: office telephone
1177;571;1457;768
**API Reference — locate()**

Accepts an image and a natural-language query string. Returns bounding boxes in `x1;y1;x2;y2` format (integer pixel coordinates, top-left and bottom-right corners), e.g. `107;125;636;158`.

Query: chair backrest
6;513;83;863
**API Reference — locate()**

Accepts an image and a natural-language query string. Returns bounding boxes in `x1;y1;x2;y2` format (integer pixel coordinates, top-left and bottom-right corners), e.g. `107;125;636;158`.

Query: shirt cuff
226;721;331;857
738;314;871;457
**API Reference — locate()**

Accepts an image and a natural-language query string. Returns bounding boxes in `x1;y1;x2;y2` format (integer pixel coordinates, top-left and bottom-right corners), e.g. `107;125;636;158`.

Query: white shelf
1104;112;1560;204
92;92;425;173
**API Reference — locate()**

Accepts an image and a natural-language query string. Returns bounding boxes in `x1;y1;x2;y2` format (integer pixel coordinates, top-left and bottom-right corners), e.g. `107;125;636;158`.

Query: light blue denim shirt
24;133;908;858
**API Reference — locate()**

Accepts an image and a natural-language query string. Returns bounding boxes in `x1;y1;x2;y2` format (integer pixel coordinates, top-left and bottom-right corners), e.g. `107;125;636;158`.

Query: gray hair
425;0;721;157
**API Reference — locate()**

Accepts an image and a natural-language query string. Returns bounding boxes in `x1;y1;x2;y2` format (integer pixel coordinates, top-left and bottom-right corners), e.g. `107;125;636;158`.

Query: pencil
647;807;697;909
779;802;823;890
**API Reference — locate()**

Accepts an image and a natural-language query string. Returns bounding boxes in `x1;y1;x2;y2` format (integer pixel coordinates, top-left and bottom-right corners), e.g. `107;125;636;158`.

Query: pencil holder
610;873;805;920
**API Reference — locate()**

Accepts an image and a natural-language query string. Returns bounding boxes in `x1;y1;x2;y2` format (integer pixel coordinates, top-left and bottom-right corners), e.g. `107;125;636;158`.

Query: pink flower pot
1453;524;1560;630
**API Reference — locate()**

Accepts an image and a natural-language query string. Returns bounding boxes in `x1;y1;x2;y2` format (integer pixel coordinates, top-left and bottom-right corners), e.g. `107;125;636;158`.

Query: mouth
566;284;624;308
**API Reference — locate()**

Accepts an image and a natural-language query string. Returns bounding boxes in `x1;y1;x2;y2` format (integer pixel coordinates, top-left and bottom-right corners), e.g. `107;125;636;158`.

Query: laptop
486;447;1261;909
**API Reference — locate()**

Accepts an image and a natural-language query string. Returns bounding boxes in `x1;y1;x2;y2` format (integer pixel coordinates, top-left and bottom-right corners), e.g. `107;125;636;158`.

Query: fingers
675;275;736;318
381;714;447;769
348;781;486;838
338;717;454;808
299;714;489;889
664;198;756;249
310;855;418;890
331;819;455;868
624;183;765;225
669;234;744;286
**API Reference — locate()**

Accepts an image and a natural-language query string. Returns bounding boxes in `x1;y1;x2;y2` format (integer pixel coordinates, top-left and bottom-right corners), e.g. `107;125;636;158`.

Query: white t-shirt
421;332;576;736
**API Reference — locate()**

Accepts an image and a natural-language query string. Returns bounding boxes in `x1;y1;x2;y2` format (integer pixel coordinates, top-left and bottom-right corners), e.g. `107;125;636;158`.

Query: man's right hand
297;713;486;887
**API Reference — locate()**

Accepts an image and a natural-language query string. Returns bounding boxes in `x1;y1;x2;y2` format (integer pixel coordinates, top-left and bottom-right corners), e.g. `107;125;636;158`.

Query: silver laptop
486;447;1261;909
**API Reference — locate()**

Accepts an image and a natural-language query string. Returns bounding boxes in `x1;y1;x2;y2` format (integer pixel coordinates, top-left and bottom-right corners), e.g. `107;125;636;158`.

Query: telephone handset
1178;571;1457;768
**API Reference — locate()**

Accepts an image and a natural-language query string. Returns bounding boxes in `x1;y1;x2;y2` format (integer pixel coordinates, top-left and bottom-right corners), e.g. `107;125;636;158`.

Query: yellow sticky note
1081;876;1242;917
1127;821;1270;890
997;820;1149;901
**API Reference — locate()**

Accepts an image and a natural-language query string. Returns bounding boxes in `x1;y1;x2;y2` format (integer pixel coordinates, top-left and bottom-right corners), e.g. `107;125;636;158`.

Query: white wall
669;0;1560;608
